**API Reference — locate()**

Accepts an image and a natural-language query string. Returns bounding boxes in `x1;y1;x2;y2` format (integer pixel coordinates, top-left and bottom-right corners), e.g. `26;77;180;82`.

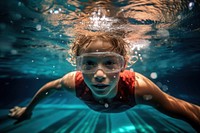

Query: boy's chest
76;80;136;113
78;92;135;113
84;99;134;113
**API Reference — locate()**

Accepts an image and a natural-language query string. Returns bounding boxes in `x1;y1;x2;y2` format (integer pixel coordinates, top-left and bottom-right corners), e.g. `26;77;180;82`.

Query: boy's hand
8;106;32;122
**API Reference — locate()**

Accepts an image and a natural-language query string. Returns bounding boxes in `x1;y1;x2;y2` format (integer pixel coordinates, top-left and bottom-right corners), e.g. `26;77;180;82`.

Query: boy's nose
94;69;106;82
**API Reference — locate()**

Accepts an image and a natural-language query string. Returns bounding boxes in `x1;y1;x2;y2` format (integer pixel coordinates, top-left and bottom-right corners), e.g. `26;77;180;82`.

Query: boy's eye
82;60;97;70
85;60;96;65
104;60;117;66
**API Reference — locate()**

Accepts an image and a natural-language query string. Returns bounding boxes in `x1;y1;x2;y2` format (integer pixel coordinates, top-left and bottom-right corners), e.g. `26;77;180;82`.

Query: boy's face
79;39;124;99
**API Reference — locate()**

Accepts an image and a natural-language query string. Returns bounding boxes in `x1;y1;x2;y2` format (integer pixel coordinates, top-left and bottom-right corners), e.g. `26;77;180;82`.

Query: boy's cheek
82;74;94;83
83;73;93;79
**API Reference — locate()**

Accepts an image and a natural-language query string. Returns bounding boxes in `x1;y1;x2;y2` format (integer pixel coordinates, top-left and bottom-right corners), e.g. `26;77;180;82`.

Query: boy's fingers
9;106;19;112
8;112;18;119
14;106;19;109
9;108;15;112
8;113;15;118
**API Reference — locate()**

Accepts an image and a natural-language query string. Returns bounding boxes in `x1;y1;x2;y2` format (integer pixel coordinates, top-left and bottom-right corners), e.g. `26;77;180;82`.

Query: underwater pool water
0;0;200;132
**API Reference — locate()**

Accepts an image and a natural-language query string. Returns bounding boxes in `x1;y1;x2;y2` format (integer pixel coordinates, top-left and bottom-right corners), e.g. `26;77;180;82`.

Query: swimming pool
0;0;199;132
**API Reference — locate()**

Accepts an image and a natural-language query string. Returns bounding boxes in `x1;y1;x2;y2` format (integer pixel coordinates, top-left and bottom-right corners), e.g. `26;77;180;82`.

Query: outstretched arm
134;72;200;132
8;71;76;121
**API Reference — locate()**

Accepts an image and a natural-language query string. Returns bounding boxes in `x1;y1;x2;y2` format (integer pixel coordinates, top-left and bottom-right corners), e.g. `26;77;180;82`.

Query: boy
9;33;200;131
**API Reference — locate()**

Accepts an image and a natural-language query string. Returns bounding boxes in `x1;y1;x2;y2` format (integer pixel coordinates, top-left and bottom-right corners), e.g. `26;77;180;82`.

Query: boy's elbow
43;79;63;91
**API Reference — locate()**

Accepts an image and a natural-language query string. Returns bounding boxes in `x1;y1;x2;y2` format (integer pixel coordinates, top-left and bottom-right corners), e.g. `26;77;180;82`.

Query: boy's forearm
163;96;200;131
25;84;57;113
181;102;200;131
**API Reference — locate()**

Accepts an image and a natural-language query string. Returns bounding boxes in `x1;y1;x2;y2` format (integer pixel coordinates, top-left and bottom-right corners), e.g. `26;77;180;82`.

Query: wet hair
67;32;130;66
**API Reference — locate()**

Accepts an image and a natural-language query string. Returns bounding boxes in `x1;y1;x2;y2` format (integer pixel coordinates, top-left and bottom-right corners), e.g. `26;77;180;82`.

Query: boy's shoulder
62;71;77;79
61;71;77;93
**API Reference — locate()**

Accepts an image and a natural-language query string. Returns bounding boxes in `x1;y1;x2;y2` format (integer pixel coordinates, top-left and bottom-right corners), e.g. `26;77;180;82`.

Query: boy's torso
75;70;136;113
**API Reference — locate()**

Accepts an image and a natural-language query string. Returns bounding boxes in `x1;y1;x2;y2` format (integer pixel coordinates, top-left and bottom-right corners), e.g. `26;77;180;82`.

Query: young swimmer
9;33;200;131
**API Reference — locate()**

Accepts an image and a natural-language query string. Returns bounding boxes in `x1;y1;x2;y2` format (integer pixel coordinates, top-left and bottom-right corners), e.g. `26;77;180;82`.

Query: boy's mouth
93;84;109;89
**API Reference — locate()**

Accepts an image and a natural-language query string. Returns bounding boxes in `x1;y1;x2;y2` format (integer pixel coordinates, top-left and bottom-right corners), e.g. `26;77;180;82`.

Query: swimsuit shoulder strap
118;70;136;105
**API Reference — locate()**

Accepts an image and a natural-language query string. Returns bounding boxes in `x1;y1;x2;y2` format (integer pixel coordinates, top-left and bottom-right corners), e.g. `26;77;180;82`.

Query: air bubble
150;72;157;79
156;82;162;88
189;2;195;10
104;103;109;108
162;85;168;91
177;15;181;20
139;57;143;61
18;2;22;6
11;49;18;55
143;95;153;100
36;24;42;31
43;57;47;62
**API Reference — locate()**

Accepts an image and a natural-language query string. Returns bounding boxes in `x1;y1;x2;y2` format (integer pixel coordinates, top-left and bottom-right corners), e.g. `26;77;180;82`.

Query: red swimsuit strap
118;70;136;105
75;71;86;98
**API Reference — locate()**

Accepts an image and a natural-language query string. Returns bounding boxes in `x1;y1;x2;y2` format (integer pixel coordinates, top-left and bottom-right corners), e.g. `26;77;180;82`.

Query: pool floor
0;98;196;133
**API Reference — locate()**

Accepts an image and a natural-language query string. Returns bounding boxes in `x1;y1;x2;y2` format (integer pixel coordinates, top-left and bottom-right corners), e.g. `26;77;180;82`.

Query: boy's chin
92;91;111;98
92;89;116;99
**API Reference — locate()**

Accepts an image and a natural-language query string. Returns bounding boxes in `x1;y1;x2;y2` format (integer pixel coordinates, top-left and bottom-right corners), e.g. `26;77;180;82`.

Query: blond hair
67;32;130;66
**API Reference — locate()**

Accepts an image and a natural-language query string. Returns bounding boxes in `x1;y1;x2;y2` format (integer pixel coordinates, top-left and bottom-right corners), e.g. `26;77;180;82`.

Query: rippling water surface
0;0;200;103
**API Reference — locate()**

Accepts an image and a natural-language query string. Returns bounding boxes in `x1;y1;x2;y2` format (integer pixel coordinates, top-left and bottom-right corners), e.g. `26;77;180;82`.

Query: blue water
0;0;200;132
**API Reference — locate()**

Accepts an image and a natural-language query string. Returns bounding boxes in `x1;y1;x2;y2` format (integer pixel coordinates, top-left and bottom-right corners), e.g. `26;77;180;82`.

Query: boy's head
70;32;128;58
69;32;129;99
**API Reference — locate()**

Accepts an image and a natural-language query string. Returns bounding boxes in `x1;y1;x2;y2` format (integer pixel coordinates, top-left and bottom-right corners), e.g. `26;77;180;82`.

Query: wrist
24;107;33;114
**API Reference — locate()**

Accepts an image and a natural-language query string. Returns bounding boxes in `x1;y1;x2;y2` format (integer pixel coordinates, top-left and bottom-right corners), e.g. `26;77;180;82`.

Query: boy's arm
8;71;76;120
134;72;200;132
